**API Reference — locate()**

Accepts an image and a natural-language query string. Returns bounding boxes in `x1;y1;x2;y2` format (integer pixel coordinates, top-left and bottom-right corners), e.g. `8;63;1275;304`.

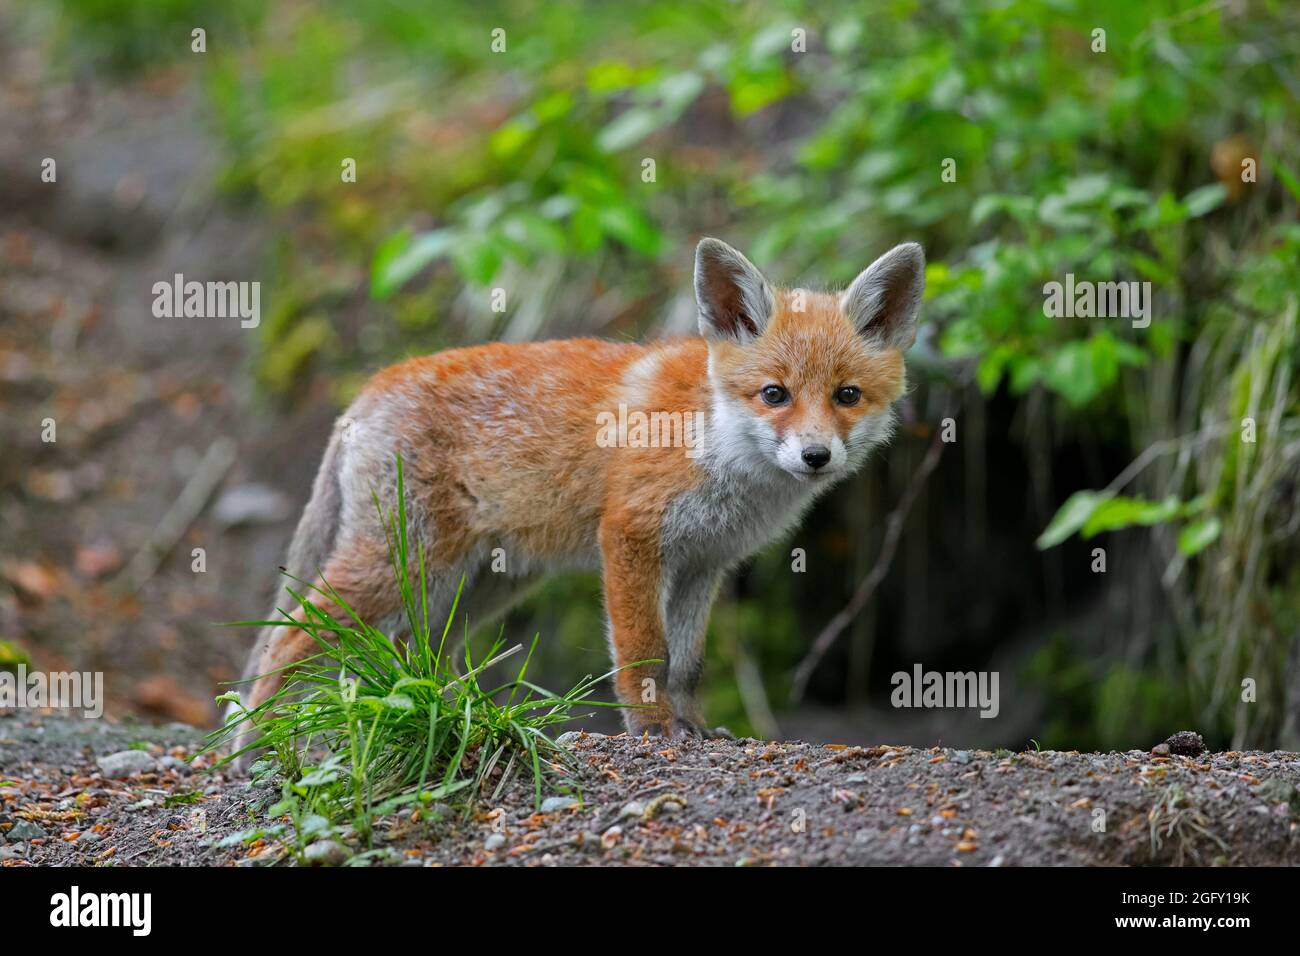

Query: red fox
232;238;923;747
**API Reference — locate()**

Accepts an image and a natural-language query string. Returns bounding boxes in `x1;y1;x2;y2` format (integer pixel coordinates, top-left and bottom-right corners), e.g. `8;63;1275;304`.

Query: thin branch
1101;421;1235;497
114;437;237;593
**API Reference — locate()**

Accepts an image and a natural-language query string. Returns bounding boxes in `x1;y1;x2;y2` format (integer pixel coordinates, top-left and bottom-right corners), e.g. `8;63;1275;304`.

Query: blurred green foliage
38;0;1300;748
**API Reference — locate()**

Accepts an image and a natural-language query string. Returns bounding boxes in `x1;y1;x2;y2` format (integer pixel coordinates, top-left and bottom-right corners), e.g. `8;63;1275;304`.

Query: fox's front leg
599;515;682;736
662;565;731;738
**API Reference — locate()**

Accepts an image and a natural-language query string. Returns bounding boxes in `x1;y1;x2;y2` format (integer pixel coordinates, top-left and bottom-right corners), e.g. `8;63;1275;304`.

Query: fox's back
349;337;706;566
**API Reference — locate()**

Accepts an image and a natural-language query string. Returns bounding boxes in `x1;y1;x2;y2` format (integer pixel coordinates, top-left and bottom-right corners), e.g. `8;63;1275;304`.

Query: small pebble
540;796;579;813
7;820;45;841
97;750;159;778
555;731;604;748
303;840;349;866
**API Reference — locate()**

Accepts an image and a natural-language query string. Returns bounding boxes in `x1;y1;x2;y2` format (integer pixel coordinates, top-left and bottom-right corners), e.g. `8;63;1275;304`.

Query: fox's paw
628;711;733;741
676;720;734;740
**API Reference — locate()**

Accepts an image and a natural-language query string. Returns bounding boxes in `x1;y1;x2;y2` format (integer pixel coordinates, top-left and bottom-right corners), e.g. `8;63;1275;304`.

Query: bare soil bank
2;714;1297;866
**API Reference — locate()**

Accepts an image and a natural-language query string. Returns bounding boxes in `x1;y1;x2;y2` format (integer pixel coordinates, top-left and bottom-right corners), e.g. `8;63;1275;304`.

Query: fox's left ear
843;242;925;350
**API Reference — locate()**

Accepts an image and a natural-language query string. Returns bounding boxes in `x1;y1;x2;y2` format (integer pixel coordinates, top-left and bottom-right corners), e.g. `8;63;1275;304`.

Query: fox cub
235;238;924;742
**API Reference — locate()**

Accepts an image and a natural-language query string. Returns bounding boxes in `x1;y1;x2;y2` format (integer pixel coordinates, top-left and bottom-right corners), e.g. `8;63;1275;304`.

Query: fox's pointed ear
843;242;925;349
694;238;775;345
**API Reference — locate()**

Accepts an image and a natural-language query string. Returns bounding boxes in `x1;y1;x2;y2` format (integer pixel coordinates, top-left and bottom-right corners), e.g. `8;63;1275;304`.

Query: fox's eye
835;386;861;406
760;385;789;406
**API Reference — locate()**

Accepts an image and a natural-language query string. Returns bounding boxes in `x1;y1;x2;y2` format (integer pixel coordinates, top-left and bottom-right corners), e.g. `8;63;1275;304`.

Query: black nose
801;445;831;469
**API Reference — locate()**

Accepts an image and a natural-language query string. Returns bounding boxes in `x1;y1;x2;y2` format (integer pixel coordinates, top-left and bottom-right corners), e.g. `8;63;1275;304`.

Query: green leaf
657;71;704;112
596;204;661;256
1177;517;1222;556
301;814;333;837
296;766;341;788
1081;495;1181;537
749;22;796;60
971;194;1034;226
586;61;642;95
450;234;504;285
1042;341;1105;407
1008;357;1042;394
976;348;1009;394
728;67;793;116
827;20;862;54
597;108;665;152
1037;491;1112;550
218;825;285;848
1181;183;1227;218
1270;156;1300;204
371;229;457;300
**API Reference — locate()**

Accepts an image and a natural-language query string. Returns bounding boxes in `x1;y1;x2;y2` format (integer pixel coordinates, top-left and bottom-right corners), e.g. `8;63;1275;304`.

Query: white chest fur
659;469;818;571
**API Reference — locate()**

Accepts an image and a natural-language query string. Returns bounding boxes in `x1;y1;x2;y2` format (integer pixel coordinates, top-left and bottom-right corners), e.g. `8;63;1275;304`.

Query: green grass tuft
204;454;630;857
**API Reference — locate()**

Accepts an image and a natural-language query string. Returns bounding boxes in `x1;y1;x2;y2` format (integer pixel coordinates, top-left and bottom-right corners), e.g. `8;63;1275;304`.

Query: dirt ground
2;713;1298;866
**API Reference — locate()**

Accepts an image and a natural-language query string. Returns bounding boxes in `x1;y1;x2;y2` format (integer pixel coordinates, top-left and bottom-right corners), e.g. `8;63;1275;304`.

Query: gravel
3;714;1299;867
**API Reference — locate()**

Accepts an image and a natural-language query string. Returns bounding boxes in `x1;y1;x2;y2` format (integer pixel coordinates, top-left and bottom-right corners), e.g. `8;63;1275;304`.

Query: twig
790;433;945;703
114;437;238;593
1101;421;1234;498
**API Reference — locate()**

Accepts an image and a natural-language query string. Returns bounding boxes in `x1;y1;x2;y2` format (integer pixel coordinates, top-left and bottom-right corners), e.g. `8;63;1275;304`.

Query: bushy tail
232;424;345;706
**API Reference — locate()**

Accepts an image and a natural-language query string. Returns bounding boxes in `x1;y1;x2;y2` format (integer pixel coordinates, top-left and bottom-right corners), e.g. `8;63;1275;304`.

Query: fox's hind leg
228;535;401;763
248;535;401;706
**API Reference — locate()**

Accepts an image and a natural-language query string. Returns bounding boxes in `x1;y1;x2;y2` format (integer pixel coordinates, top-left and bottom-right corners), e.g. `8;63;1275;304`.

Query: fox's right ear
694;238;775;345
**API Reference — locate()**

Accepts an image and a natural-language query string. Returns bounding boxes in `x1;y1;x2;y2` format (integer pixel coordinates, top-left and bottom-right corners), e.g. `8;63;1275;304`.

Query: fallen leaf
133;674;213;725
2;561;60;601
75;542;123;579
